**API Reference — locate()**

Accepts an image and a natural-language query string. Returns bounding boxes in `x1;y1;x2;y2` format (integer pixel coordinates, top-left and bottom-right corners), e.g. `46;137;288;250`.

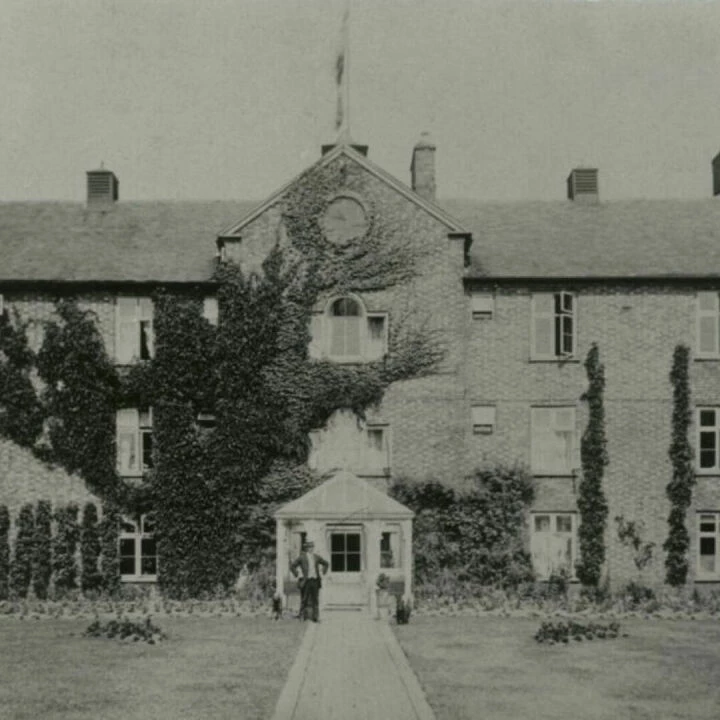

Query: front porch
274;470;414;616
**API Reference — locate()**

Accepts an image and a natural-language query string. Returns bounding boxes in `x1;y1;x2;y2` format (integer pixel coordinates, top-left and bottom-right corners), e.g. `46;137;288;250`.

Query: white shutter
139;297;154;358
531;294;554;358
308;314;325;359
471;293;494;317
697;292;719;357
531;515;552;579
552;408;575;474
366;314;387;361
345;316;362;357
116;409;139;475
203;297;219;326
472;405;496;433
116;298;139;364
531;408;552;473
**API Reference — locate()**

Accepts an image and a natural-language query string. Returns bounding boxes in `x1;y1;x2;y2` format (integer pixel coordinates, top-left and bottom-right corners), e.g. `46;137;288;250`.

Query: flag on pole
335;5;350;135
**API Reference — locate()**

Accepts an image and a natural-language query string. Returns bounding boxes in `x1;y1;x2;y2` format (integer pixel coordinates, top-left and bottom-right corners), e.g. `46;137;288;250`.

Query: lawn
395;616;720;720
0;615;305;720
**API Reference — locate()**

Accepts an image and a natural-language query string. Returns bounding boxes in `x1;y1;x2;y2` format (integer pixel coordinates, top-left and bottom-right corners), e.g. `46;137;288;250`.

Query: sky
2;0;720;202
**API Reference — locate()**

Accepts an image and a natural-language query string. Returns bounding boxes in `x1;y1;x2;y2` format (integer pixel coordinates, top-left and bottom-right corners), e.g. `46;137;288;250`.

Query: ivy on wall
33;500;52;600
81;502;102;594
0;505;9;600
0;309;44;448
10;503;34;598
664;344;694;586
576;343;609;588
99;503;120;595
53;503;79;595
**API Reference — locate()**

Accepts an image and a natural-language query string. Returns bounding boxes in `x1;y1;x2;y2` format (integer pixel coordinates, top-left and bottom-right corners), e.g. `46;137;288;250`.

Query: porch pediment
274;470;413;521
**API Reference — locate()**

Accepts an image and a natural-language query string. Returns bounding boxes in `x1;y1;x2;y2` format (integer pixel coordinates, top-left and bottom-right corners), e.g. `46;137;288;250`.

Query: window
698;513;720;580
471;293;494;318
380;526;401;569
530;512;577;580
116;408;153;476
330;531;362;572
307;418;391;477
309;296;388;362
119;515;158;581
697;408;720;472
472;405;496;434
531;407;576;475
531;292;576;359
116;297;153;363
697;292;720;358
203;296;219;326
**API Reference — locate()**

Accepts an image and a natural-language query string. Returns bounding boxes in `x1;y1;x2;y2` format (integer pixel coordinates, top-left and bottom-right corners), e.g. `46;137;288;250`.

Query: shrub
99;503;120;595
84;616;166;644
52;504;79;595
395;596;412;625
81;503;102;594
623;580;655;609
0;505;9;600
33;500;52;599
534;619;623;644
10;504;35;598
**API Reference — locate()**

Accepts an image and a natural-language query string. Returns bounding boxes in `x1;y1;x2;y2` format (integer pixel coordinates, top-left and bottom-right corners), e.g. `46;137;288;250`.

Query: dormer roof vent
567;168;598;203
86;165;119;206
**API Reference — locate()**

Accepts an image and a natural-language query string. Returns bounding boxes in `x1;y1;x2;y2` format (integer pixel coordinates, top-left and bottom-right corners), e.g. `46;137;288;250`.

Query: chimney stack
411;132;436;202
567;168;599;204
86;165;119;207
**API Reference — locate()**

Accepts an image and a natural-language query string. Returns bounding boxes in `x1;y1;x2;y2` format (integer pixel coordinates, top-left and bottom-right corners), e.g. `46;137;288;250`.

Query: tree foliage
10;503;35;598
664;344;694;586
576;343;609;588
81;503;102;593
33;500;52;599
52;503;80;595
0;505;10;600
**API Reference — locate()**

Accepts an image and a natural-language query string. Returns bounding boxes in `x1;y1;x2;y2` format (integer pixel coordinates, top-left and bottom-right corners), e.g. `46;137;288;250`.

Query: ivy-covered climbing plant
0;157;446;598
576;343;609;588
664;344;694;586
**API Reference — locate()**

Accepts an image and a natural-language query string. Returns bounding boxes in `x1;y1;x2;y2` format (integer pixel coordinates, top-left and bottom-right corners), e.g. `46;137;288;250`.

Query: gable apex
217;144;468;239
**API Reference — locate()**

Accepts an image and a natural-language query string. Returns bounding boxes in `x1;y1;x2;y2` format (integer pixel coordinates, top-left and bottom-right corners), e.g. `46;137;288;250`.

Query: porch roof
274;471;414;521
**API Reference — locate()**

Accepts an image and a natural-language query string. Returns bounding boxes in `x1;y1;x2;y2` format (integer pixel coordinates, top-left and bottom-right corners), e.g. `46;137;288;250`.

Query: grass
0;615;306;720
395;616;720;720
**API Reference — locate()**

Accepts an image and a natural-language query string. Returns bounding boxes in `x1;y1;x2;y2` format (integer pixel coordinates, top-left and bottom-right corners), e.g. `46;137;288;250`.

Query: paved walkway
270;610;436;720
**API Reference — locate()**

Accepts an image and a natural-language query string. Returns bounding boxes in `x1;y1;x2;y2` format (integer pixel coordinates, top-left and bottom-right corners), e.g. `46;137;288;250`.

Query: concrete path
270;611;436;720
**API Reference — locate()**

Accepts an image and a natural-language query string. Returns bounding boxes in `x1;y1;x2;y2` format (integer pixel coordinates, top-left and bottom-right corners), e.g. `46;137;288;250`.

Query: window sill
694;357;720;362
695;471;720;477
528;357;580;364
120;575;158;583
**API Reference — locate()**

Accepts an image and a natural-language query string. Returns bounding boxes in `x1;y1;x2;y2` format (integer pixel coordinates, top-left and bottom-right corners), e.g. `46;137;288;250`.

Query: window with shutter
697;292;720;358
366;314;388;361
531;292;576;360
697;408;720;472
203;297;219;326
116;408;152;477
471;293;494;318
115;297;153;363
365;426;389;475
471;405;496;434
531;512;576;580
531;407;576;475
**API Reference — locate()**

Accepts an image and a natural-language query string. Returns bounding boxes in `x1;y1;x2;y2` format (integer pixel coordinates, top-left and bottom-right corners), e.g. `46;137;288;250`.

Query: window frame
530;511;578;581
364;423;392;477
119;514;158;582
115;296;154;364
309;296;388;363
530;406;578;477
530;292;577;361
380;524;402;569
471;405;496;434
697;407;720;474
697;512;720;581
471;292;495;318
116;407;153;478
306;421;391;477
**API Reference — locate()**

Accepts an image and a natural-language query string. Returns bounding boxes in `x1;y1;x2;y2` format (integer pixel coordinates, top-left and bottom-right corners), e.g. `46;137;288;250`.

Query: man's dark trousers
301;578;320;621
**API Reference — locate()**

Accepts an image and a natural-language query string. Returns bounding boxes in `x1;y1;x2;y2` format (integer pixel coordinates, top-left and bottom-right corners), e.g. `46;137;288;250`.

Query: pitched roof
3;194;720;284
443;199;720;279
0;200;255;283
275;470;414;520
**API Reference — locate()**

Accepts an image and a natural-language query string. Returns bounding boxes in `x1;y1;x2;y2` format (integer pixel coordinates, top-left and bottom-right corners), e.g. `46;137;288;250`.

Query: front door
323;527;367;607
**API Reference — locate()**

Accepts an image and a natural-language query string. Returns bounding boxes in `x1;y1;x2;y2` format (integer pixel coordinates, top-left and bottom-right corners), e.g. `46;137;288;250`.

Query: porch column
366;521;380;617
275;517;285;604
402;518;413;602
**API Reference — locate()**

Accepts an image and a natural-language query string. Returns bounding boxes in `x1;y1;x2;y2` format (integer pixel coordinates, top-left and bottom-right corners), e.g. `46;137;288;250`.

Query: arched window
329;297;363;358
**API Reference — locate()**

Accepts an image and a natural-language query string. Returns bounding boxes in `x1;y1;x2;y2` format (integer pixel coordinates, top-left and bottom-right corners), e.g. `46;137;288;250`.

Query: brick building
2;137;720;592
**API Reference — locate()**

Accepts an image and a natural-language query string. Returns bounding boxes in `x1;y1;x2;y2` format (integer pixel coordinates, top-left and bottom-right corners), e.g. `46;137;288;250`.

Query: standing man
290;539;329;622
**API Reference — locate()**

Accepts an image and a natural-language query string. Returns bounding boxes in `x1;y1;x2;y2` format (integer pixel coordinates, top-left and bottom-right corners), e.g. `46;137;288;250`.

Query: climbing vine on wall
33;500;52;600
664;344;694;586
0;505;10;600
10;503;34;598
576;343;609;588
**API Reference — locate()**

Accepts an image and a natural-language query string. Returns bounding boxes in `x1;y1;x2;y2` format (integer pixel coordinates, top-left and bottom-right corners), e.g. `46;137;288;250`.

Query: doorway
323;527;366;607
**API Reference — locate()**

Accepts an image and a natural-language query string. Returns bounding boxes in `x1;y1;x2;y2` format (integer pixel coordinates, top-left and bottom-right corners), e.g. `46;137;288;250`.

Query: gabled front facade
4;136;720;593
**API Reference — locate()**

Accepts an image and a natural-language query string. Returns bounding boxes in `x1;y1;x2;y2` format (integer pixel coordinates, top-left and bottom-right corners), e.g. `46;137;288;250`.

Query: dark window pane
700;432;717;450
700;450;716;469
700;410;716;427
140;321;152;359
331;554;345;572
554;316;561;356
700;537;716;555
120;519;136;533
346;534;360;552
141;556;157;575
141;538;156;556
347;553;361;572
380;533;391;552
120;556;135;576
142;432;153;469
331;297;361;317
700;521;716;533
562;316;573;354
142;516;156;534
331;534;345;552
554;294;562;314
563;294;573;312
120;538;135;556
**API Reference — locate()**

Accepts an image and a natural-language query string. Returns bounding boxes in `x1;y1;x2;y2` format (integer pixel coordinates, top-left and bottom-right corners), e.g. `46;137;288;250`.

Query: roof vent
86;165;119;206
712;152;720;196
567;168;598;203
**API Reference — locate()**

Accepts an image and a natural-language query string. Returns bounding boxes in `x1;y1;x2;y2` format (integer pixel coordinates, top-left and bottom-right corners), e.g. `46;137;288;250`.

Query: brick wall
468;282;720;587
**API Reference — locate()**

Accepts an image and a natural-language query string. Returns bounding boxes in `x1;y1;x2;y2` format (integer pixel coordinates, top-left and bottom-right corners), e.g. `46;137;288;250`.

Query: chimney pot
411;132;436;202
87;167;119;206
567;167;598;203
